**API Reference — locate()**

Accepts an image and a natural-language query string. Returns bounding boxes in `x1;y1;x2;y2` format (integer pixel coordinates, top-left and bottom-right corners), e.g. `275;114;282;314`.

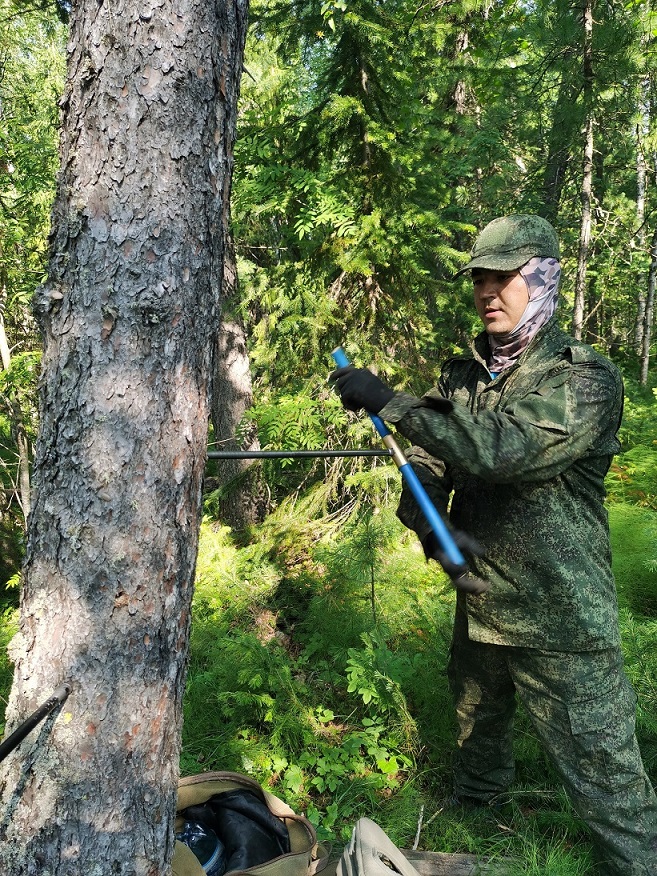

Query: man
330;215;657;875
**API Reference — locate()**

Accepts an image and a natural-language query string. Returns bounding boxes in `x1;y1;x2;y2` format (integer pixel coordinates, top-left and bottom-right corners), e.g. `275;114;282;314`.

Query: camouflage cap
454;214;560;277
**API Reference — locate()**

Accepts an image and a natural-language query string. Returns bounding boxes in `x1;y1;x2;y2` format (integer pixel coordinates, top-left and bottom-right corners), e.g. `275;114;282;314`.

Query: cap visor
452;251;535;280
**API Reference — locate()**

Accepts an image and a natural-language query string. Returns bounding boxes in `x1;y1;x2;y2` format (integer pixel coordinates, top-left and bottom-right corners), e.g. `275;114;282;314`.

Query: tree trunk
641;217;657;386
634;78;650;354
0;304;11;370
448;28;469;116
572;0;594;341
0;1;248;873
211;318;268;528
211;231;268;529
541;75;580;224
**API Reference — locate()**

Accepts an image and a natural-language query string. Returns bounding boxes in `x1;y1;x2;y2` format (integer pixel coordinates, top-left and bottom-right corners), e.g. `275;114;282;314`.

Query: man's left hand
422;530;491;594
329;365;395;413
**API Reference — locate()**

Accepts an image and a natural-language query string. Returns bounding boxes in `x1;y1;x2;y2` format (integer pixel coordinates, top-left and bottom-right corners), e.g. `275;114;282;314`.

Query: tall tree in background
0;2;248;874
211;232;268;528
643;208;657;384
572;0;595;340
1;1;65;555
0;303;32;525
634;72;650;356
0;0;63;347
637;15;657;385
641;118;657;385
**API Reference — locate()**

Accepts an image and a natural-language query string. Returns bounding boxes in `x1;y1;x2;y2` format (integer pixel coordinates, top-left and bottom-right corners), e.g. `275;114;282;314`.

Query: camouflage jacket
380;317;624;651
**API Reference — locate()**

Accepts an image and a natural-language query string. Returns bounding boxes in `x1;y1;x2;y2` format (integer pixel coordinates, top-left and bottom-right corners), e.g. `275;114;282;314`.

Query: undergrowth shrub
606;446;657;511
183;486;597;853
617;384;657;451
617;607;657;777
609;503;657;617
610;501;657;776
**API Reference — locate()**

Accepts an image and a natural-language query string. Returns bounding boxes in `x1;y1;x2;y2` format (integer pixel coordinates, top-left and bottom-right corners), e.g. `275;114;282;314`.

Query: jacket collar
472;316;569;376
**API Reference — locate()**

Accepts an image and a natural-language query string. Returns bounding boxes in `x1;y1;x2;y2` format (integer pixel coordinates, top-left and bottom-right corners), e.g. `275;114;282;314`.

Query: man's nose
478;277;499;299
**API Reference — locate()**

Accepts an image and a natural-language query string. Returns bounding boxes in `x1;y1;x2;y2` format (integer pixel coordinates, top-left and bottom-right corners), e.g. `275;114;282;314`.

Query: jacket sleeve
380;360;623;486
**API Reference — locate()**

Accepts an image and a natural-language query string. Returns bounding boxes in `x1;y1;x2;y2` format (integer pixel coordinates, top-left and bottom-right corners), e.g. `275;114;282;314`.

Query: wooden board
402;848;510;875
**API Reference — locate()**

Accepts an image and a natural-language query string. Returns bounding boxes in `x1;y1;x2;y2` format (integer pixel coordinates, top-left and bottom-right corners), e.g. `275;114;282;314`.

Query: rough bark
0;0;248;873
572;0;594;341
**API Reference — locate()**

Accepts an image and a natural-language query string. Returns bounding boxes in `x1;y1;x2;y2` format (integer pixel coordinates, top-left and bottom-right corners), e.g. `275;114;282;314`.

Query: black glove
421;530;491;595
329;365;395;414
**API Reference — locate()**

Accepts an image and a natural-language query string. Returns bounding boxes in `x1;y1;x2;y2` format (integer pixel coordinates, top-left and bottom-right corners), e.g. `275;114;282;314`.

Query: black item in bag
181;788;291;872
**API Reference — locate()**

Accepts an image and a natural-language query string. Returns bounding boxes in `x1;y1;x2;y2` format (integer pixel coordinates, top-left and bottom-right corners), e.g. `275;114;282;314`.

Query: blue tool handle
396;463;464;566
331;346;466;568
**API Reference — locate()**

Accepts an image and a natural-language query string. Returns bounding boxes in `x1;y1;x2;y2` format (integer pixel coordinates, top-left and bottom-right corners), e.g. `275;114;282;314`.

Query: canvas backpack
172;771;329;876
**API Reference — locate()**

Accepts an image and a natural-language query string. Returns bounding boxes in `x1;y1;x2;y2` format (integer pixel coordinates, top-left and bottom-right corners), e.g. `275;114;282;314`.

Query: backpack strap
310;842;332;875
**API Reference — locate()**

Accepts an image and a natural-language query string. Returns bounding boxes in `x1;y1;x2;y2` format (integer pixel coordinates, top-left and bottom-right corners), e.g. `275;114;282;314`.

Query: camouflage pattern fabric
453;213;560;276
384;317;624;651
381;316;657;872
448;602;657;875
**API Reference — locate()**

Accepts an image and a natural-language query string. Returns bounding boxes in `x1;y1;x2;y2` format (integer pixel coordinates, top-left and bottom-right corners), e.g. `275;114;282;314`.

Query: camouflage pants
447;603;657;875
